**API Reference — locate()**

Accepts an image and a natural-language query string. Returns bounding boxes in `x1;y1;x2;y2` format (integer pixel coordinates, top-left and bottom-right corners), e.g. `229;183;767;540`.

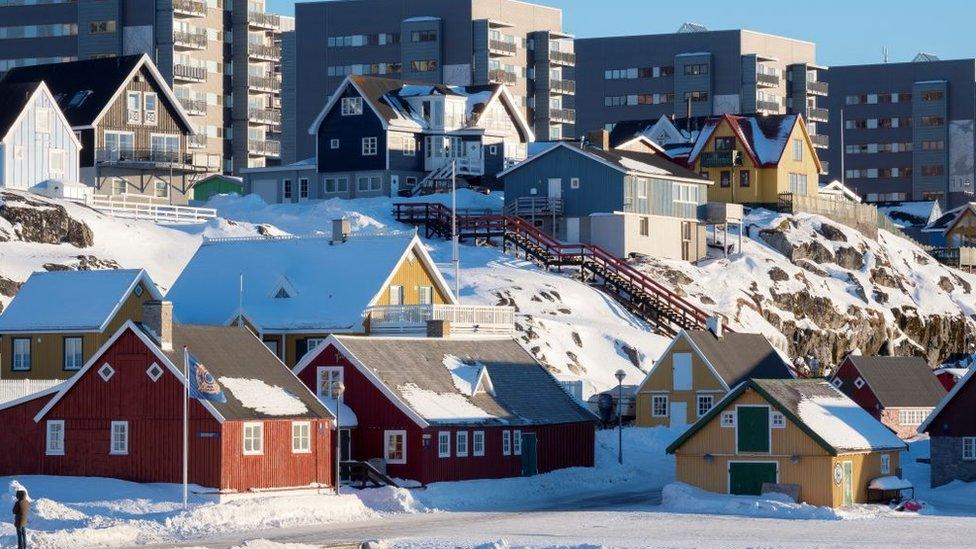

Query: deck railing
365;304;516;335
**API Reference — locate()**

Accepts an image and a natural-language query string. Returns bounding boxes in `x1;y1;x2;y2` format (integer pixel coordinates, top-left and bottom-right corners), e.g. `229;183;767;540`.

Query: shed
192;174;243;202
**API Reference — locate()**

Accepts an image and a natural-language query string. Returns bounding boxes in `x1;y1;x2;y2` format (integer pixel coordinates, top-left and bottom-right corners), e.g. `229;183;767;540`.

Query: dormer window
273;287;291;299
271;276;297;299
341;97;363;116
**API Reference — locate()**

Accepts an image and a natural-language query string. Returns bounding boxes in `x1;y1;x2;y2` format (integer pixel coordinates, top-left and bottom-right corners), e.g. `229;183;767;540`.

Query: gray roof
335;336;597;426
846;355;946;408
685;330;795;388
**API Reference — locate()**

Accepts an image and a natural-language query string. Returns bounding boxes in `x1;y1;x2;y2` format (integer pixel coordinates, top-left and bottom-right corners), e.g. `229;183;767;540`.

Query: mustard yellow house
635;325;794;428
687;114;823;205
667;378;908;507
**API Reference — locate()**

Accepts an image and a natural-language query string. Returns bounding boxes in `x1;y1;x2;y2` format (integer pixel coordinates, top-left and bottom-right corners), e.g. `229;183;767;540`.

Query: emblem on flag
186;350;226;403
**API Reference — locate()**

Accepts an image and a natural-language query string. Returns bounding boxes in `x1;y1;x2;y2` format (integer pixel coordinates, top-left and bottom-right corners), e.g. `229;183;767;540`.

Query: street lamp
615;369;626;465
334;381;346;495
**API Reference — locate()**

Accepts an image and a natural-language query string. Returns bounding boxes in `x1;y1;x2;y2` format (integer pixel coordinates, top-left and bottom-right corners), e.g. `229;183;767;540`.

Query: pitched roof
684;329;795;388
845;355;946;408
920;365;976;433
317;336;597;427
0;269;162;333
0;82;41;140
924;203;976;233
166;233;455;332
687;114;822;172
877;200;942;228
668;379;907;455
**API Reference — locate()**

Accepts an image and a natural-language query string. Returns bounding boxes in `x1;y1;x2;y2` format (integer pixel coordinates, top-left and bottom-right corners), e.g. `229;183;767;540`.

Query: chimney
143;300;173;351
586;129;610;151
705;316;723;339
331;218;351;244
426;319;451;338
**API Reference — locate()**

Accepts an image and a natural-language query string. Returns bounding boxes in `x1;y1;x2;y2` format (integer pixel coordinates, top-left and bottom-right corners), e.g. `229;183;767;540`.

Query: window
49;149;65;176
305;338;325;356
63;337;82;371
299;178;309;200
356;176;381;192
292;422;311;453
793;139;803;161
316;366;343;400
362;137;378;156
473;431;485;456
89;20;116;34
853;377;865;389
771;412;786;428
243;422;264;455
964;437;976;461
411;30;437;42
98;363;115;381
739;171;750;187
154;180;169;199
921;90;945;101
684;91;708;102
388;284;404;305
110;421;128;455
714;137;734;151
438;431;450;458
489;145;497;155
410;59;438;73
143;92;158;125
697;395;714;417
684;63;708;76
324;177;349;193
283;179;292;199
721;411;736;428
126;91;142;124
104;131;134;160
456;431;469;457
898;409;928;426
12;338;30;371
920;116;944;127
35;107;51;133
831;377;843;389
264;339;280;357
720;170;731;188
788;173;808;195
146;362;163;382
921;165;945;177
419;285;433;305
46;420;64;456
651;394;669;417
330;138;340;149
880;453;890;475
385;430;406;463
402;136;416;156
513;429;522;455
921;140;945;151
639;217;649;236
570;177;580;189
341;97;363;116
502;430;512;455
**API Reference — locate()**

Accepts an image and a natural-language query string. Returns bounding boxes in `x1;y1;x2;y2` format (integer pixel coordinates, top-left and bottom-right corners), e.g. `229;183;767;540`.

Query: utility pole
451;160;460;302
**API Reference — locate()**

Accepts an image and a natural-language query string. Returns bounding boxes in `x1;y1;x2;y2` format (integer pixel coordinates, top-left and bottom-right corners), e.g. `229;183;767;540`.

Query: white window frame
771;411;786;428
384;429;407;464
110;421;128;455
697;394;714;417
402;136;416;156
793;138;803;161
362;136;378;156
36;107;52;133
720;411;736;428
292;421;311;453
63;336;83;371
964;437;976;461
143;92;158;125
651;394;669;417
299;177;310;200
438;431;450;458
46;420;65;456
831;377;843;389
315;366;343;400
282;178;292;200
330;138;340;149
502;430;512;455
513;429;522;455
126;91;142;124
897;409;928;426
473;431;485;456
388;284;404;305
243;421;264;455
146;362;164;382
570;177;580;189
341;96;363;116
853;377;865;390
418;285;433;305
12;337;30;371
880;453;890;475
456;430;469;457
49;148;65;177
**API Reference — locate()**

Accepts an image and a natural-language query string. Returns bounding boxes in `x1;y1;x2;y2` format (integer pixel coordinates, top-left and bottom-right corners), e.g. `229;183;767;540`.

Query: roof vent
913;52;940;62
332;218;351;244
677;22;708;33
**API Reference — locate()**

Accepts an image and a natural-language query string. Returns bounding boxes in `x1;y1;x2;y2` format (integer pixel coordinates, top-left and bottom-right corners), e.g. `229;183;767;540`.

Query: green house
192;174;243;202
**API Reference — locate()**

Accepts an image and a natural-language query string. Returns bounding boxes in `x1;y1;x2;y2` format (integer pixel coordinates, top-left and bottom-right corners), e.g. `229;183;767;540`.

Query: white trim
438;430;451;458
315;366;344;399
109;420;129;455
880;452;891;474
636;331;731;395
473;85;535;143
473;430;485;456
919;363;976;432
513;429;522;455
771;411;786;428
89;54;196;134
734;404;772;455
146;362;164;382
502;429;511;455
0;82;81;149
45;419;65;456
0;382;64;413
726;460;779;495
720;410;736;428
614;135;667;155
98;363;116;381
384;429;407;464
456;430;469;457
363;235;458;309
308;76;392;135
291;421;312;453
651;394;669;417
243;421;264;455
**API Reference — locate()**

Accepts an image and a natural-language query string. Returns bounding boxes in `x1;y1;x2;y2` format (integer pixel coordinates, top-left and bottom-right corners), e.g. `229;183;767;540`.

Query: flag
186;350;226;403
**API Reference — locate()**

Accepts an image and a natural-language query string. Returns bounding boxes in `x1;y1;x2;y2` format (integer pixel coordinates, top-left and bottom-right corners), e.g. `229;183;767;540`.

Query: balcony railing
248;43;281;61
248;108;281;125
96;148;197;167
807;107;829;123
550;78;576;95
174;63;207;83
178;97;207;116
549;50;576;67
756;72;780;87
806;80;829;96
488;39;517;57
365;304;516;335
549;107;576;124
248;139;280;157
487;69;517;85
810;133;829;149
756;99;780;112
700;150;743;168
173;0;206;17
187;134;207;149
248;74;281;93
248;11;280;30
174;30;208;50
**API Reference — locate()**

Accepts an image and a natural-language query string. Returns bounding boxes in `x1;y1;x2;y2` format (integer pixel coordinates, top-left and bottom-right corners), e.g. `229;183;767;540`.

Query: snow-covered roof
819;180;861;203
924;203;976;233
166;232;455;332
868;475;913;491
218;377;309;417
878;200;942;227
0;269;162;333
687;114;822;172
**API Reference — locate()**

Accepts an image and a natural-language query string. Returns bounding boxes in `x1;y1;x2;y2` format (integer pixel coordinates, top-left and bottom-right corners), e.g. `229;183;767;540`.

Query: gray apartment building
0;0;287;175
572;25;828;151
821;55;976;207
287;0;573;164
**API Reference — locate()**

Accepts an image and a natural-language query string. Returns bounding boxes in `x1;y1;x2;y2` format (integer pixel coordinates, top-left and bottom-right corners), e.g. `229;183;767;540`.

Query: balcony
806;80;829;96
756;72;780;88
248;139;281;157
548;49;576;67
248;43;281;61
756;99;780;112
700;150;743;168
810;133;829;149
549;107;576;124
248;11;280;30
364;304;516;336
187;134;207;149
173;30;208;51
96;148;200;170
248;74;281;93
488;39;517;57
550;78;576;95
173;0;206;17
178;97;207;116
807;107;829;123
173;63;207;83
248;107;281;125
488;69;517;85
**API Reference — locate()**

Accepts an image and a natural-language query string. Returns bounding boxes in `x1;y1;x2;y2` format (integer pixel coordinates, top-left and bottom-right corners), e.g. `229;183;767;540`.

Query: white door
547;178;562;199
390;175;399;198
565;217;580;243
670;402;688;428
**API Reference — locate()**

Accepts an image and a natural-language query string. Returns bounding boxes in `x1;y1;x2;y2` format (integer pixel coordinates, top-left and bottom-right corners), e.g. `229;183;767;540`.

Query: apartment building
288;0;574;163
821;55;976;207
573;25;828;151
0;0;286;175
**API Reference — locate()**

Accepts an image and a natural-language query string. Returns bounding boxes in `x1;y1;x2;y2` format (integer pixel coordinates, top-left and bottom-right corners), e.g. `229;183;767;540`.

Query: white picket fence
0;379;62;405
87;195;217;225
365;304;516;335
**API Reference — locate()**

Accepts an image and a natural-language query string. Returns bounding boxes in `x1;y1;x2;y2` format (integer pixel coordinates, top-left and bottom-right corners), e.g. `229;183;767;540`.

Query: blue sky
266;0;974;66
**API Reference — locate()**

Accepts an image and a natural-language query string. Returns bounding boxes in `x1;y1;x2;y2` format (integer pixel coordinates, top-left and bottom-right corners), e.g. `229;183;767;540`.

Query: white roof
797;394;906;452
0;269;161;333
320;397;358;427
166;233;455;332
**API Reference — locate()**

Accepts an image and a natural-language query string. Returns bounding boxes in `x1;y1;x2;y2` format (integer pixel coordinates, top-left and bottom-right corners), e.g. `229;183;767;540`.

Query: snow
397;383;497;423
869;476;913;491
442;355;488;396
878;201;940;226
797;395;905;452
615;155;670;175
319;397;358;427
747;115;796;165
661;483;841;520
218;378;309;417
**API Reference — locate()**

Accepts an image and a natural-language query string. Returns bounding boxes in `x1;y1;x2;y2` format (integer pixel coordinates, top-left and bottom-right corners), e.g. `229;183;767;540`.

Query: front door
565;217;580;243
521;433;538;476
389;175;399;198
547;178;562;199
736;405;771;453
669;402;687;428
842;460;854;505
729;462;777;496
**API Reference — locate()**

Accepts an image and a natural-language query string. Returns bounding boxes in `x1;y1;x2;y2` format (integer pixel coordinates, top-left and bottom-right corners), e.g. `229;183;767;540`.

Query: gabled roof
683;329;795;388
0;269;162;333
166;233;456;333
924;202;976;234
296;336;598;428
687;114;822;172
0;54;193;132
668;379;907;455
920;365;976;433
818;180;861;203
35;320;331;423
0;82;41;141
497;141;708;184
842;355;946;408
877;200;942;228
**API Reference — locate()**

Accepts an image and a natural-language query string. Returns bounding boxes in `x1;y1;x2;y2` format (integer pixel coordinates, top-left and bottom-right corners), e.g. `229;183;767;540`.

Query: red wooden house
920;369;976;487
293;333;598;485
830;355;945;439
0;301;334;493
935;367;972;391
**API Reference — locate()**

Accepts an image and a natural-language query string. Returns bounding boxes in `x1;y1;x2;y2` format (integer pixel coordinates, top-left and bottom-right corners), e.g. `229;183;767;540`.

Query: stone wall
930;436;976;488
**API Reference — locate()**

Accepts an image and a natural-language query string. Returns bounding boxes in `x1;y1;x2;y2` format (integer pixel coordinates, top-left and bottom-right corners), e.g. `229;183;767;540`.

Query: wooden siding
373;247;451;307
829;450;900;506
220;418;332;492
924;368;976;437
316;85;386;173
1;86;80;189
622;176;707;219
831;358;883;418
635;335;726;427
0;391;56;476
1;280;154;379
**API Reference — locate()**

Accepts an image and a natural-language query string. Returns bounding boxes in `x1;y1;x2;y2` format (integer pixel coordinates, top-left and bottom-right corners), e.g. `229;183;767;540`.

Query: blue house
498;131;714;261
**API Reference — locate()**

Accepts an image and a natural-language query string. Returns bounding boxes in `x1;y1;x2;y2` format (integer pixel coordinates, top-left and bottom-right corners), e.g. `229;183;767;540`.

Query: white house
0;81;81;191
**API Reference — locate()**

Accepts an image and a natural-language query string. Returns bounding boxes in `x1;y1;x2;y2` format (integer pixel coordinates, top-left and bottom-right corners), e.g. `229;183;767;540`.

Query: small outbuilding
192;174;243;202
667;378;907;507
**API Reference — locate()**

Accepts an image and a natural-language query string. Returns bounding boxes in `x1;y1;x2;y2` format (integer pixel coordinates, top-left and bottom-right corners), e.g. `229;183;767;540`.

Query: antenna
883;46;889;63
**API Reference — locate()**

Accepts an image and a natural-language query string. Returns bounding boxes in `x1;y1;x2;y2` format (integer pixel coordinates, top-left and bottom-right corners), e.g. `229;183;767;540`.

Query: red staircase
394;202;710;336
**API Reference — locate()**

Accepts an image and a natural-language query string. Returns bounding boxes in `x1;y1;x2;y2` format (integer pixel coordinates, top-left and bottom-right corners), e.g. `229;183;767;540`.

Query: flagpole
183;346;189;511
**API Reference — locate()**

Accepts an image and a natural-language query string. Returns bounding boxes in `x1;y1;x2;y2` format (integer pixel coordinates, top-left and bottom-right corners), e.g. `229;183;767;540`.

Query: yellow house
0;269;161;379
166;229;459;367
687;114;822;204
667;378;908;507
635;325;794;428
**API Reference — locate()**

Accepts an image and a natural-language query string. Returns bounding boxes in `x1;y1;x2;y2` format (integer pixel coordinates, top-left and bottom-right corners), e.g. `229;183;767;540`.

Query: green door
737;406;770;453
729;462;778;496
842;461;854;505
